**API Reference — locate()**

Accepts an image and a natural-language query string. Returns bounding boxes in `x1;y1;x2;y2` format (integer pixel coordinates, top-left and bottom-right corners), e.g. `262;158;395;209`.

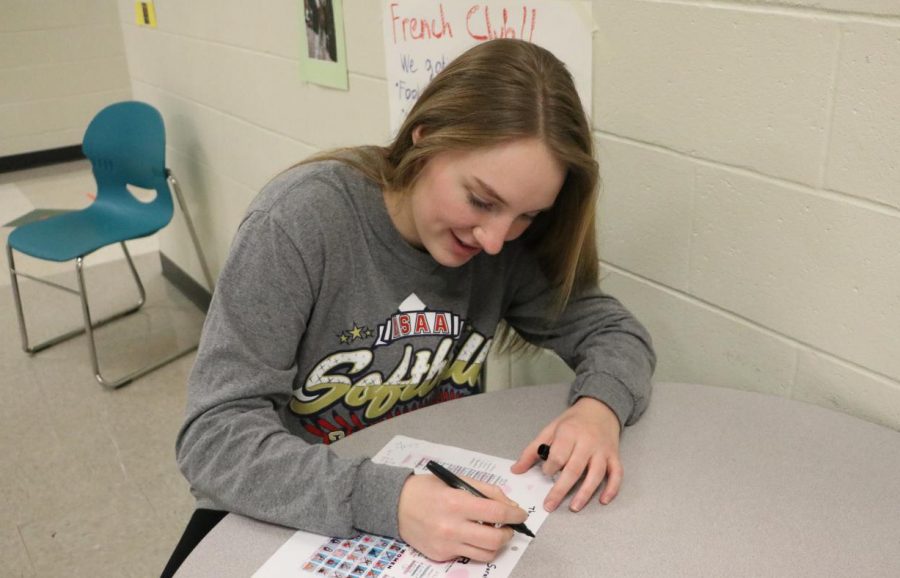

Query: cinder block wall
586;0;900;430
114;0;900;429
114;0;387;276
1;0;131;156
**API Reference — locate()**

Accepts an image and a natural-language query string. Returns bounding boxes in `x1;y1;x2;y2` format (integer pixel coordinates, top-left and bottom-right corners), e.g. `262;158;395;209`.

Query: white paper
254;435;554;578
382;0;594;135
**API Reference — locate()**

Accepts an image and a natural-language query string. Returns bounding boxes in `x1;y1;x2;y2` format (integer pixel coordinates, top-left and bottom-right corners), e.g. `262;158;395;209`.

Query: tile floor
1;161;205;577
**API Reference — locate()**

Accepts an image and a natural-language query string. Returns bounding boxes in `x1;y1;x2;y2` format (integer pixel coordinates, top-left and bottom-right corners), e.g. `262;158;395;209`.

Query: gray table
176;382;900;577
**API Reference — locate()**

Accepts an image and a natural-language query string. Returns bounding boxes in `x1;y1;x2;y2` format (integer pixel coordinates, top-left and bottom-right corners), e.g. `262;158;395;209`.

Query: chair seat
8;196;170;262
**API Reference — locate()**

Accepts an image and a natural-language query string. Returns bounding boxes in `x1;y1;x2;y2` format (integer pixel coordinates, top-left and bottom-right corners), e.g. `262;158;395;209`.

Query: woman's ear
412;125;425;145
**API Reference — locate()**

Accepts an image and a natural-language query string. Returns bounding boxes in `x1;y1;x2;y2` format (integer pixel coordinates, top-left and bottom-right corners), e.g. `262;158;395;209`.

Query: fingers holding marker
426;461;533;537
398;473;523;563
537;443;551;461
510;434;551;474
535;442;613;511
543;446;590;512
539;438;573;478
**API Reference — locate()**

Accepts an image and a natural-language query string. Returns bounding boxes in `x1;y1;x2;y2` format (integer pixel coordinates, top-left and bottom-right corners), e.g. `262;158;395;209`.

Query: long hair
303;39;599;351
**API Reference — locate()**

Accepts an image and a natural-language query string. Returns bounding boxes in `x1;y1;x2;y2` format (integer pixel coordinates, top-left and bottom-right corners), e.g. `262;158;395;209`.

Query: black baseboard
0;145;85;174
161;252;212;313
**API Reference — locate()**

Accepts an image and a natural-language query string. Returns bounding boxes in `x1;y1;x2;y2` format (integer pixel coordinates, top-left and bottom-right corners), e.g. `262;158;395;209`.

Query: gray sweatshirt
176;161;655;540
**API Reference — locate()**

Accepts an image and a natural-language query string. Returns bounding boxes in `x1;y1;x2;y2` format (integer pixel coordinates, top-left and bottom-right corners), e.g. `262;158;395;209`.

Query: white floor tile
1;158;200;576
0;183;34;226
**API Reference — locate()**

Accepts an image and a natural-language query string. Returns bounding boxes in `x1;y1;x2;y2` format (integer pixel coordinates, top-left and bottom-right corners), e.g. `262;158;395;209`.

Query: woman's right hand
397;474;528;562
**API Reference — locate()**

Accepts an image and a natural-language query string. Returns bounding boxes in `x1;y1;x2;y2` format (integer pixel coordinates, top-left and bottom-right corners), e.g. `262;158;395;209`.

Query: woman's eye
468;193;492;210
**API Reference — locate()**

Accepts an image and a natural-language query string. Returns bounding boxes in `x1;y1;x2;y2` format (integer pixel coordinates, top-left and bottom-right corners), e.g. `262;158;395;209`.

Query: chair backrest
82;101;174;225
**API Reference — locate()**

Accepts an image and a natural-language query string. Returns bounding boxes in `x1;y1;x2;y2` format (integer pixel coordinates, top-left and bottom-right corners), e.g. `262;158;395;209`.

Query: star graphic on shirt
365;328;374;338
339;333;350;344
349;324;364;340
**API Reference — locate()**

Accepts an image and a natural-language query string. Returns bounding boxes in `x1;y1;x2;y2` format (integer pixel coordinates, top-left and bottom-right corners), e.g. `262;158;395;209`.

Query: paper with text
253;435;554;578
382;0;593;134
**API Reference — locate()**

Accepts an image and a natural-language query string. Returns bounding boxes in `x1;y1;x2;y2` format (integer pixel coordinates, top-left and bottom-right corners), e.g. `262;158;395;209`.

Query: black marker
425;460;535;538
537;444;551;461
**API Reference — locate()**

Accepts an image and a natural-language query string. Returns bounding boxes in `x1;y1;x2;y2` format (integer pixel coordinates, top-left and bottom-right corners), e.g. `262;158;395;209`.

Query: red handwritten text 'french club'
389;3;538;43
375;311;463;347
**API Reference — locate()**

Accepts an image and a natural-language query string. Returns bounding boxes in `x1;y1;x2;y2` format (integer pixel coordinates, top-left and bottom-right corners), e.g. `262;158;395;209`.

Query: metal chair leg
119;241;147;308
75;243;197;389
6;242;197;389
7;243;146;354
167;172;215;292
7;243;31;353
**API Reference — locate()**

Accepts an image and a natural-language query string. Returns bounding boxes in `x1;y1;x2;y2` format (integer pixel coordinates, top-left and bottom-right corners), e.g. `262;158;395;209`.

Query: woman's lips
451;232;481;256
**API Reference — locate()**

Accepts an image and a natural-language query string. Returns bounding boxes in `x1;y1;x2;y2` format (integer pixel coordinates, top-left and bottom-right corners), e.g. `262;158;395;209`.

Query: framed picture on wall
300;0;348;89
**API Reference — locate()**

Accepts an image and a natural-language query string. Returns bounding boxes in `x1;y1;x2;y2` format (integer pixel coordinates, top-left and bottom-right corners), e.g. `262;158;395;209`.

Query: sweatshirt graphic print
292;292;491;444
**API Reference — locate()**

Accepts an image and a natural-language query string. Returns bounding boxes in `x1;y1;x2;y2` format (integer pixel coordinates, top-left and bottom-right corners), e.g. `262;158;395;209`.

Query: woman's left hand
510;396;622;512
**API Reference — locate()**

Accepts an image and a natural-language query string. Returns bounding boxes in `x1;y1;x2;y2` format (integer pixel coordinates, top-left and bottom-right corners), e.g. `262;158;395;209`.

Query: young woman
163;38;655;576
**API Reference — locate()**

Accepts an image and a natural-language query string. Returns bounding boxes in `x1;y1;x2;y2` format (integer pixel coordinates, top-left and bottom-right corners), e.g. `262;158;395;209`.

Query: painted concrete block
601;270;798;398
485;344;512;391
254;0;307;59
120;25;166;90
81;0;122;27
157;145;258;279
211;47;272;125
0;128;85;158
153;34;390;151
216;112;316;192
597;137;695;290
132;0;325;63
692;166;900;381
264;60;391;148
745;0;900;17
509;347;574;389
794;351;900;431
141;0;212;42
487;339;575;392
210;0;274;51
0;56;129;105
137;83;315;193
345;0;387;77
2;1;79;31
0;90;130;141
0;521;33;578
0;26;125;69
594;0;836;185
826;23;900;209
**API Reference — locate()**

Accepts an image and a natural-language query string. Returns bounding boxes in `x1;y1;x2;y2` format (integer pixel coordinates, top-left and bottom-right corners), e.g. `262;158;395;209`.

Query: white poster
382;0;593;134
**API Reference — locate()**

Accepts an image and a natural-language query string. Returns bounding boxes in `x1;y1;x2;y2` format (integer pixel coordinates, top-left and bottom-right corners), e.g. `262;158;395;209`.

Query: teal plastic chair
6;101;214;388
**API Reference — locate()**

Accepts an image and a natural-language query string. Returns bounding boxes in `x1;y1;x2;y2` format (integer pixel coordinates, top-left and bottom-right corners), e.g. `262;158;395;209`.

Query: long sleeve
503;255;656;428
175;209;411;538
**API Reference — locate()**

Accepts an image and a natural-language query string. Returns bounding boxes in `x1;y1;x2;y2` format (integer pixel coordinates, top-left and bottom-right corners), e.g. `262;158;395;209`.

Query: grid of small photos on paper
302;533;407;577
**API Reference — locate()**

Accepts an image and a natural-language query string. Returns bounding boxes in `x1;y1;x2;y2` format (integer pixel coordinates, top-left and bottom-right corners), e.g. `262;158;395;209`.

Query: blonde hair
304;39;599;350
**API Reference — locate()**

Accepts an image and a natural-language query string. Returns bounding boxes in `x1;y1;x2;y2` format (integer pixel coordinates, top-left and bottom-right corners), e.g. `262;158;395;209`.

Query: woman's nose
473;218;515;255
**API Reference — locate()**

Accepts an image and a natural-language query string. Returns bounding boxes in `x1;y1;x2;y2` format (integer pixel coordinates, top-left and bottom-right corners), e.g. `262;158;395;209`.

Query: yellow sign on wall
135;2;157;27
